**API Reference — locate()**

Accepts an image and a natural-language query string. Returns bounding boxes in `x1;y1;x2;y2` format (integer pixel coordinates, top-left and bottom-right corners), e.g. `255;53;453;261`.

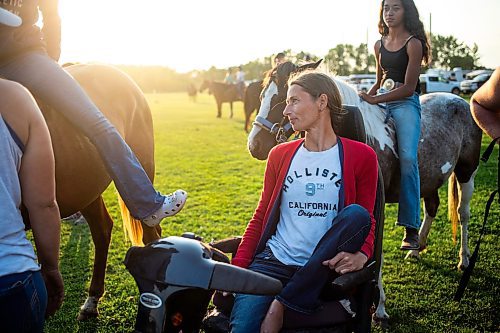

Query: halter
253;115;294;144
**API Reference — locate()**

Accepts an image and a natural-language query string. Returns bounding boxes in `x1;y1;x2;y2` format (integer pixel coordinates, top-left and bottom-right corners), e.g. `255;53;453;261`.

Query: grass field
44;92;499;332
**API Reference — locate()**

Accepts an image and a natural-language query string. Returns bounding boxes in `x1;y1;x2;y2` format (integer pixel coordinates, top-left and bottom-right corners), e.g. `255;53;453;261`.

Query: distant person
470;67;500;141
0;78;64;332
0;2;186;227
358;0;431;250
235;66;246;99
224;67;236;84
274;52;286;67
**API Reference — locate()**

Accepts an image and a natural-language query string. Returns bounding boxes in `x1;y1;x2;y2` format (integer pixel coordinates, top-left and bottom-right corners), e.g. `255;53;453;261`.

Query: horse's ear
297;59;323;72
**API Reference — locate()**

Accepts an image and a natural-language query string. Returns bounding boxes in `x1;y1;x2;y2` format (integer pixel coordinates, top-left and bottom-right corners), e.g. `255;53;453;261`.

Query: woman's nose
283;105;290;116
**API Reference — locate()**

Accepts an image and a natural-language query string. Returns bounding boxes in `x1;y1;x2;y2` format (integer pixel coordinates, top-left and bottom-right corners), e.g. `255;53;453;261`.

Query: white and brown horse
247;61;482;324
36;64;160;320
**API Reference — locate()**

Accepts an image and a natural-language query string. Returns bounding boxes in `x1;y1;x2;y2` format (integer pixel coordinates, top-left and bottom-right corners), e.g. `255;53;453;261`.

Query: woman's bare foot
260;300;284;333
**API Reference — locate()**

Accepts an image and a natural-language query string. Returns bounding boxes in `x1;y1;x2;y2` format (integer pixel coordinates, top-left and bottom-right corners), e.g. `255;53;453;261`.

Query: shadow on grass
45;223;102;332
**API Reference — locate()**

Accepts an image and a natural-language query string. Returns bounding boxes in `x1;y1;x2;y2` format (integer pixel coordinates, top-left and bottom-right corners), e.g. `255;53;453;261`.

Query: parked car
356;78;376;92
347;74;376;87
464;69;493;80
419;74;461;95
460;73;492;94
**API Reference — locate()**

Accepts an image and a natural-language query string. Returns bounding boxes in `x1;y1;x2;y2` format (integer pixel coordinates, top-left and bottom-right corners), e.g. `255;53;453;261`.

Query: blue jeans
230;204;371;333
0;52;163;219
387;93;422;230
0;270;47;333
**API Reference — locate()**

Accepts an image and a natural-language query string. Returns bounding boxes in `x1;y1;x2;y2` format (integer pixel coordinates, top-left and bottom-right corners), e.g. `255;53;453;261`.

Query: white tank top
0;115;39;277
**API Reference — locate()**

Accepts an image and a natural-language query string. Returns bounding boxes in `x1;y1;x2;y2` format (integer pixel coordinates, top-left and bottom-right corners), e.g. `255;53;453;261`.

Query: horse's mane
329;77;396;153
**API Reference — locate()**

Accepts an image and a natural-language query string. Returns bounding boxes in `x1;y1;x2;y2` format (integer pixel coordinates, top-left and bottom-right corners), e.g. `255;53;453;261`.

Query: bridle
253;115;294;144
252;76;295;144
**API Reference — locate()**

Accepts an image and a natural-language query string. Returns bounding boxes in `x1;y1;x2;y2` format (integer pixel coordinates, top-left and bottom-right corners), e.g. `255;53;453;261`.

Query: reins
455;137;499;301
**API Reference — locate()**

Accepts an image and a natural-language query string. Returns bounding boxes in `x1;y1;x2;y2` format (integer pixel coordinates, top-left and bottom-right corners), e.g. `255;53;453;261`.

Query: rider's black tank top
380;36;421;94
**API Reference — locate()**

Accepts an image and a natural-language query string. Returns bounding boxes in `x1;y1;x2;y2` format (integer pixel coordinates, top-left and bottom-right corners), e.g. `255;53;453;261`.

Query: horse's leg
373;253;389;328
142;225;162;245
244;109;250;132
455;168;477;270
230;102;233;119
77;196;113;320
406;191;439;259
217;101;222;118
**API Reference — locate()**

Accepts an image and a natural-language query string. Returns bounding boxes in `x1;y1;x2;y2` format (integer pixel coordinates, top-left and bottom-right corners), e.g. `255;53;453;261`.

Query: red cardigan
232;137;378;268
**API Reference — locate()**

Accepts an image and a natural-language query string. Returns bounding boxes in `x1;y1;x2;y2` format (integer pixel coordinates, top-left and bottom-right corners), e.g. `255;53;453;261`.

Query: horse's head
247;60;322;160
199;80;211;93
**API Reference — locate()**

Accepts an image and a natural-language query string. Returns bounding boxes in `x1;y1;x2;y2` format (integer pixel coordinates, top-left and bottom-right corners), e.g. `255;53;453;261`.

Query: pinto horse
247;61;482;325
199;80;243;118
36;63;160;320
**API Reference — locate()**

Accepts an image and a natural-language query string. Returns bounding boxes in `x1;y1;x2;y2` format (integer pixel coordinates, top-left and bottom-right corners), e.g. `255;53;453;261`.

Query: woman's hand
358;91;377;104
42;268;64;317
322;251;368;274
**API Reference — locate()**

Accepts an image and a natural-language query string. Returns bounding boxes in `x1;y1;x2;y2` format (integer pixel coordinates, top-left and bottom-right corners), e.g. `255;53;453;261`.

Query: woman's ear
318;93;328;111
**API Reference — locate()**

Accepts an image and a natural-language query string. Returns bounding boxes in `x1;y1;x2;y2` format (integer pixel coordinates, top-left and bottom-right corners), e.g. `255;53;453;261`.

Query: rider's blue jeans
230;204;371;333
0;51;164;219
0;270;47;333
386;93;422;230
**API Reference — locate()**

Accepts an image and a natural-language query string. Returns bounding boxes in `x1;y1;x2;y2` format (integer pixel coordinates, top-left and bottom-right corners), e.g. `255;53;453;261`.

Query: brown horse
243;80;263;132
37;63;160;320
199;80;243;118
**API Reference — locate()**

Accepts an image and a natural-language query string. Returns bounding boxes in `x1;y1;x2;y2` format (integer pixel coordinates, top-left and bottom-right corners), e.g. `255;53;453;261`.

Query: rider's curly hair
378;0;431;65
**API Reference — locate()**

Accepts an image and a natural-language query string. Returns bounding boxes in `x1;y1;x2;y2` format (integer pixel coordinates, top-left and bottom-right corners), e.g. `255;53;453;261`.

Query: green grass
44;92;499;332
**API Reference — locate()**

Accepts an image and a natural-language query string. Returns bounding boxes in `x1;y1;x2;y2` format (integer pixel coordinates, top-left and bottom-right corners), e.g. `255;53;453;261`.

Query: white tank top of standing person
268;143;342;266
0;116;40;278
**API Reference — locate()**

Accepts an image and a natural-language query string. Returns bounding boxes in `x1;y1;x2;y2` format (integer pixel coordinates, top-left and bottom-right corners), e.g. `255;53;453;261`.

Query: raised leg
406;191;439;260
77;196;113;320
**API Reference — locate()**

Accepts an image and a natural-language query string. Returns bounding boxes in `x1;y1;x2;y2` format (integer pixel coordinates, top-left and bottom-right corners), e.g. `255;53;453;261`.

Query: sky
58;0;499;72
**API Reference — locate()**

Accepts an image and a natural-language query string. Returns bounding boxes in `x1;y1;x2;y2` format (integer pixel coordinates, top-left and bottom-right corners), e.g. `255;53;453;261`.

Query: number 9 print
305;183;315;196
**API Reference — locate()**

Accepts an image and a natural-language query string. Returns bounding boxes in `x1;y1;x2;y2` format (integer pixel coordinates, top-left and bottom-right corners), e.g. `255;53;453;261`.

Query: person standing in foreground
470;67;500;141
358;0;431;250
0;78;64;332
230;71;379;332
0;1;186;228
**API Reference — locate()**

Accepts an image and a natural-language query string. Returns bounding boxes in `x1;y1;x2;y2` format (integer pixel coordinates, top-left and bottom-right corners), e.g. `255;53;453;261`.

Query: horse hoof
405;250;420;260
372;314;390;330
77;309;99;321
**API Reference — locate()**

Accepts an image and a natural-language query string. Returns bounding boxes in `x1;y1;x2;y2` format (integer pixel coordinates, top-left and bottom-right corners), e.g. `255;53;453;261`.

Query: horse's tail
448;172;459;243
119;195;144;246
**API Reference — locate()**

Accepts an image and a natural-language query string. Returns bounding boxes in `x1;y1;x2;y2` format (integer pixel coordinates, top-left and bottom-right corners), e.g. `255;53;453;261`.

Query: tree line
116;34;487;93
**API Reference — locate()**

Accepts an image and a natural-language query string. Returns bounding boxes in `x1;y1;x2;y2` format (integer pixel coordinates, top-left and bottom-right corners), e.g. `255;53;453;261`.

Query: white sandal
142;190;188;227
